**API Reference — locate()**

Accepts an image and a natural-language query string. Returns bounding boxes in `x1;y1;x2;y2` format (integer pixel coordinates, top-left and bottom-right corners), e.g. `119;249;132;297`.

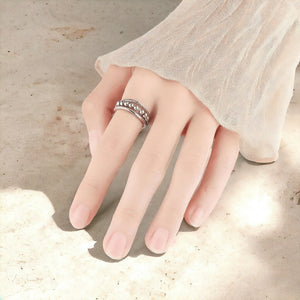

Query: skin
68;64;240;260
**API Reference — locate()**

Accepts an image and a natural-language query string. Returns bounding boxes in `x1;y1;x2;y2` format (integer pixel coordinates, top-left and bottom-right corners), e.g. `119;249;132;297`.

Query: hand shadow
51;124;197;262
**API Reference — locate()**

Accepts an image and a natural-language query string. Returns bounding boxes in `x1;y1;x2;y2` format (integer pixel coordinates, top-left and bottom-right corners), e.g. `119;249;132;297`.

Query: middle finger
103;95;193;260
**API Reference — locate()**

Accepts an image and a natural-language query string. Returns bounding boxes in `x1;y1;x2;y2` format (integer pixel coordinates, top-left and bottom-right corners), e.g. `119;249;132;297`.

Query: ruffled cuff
94;0;300;163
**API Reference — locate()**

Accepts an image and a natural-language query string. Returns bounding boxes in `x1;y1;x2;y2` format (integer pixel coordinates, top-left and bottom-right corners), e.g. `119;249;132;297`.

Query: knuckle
194;105;219;127
107;64;121;72
81;179;100;194
108;64;130;73
168;81;190;97
81;97;97;115
165;80;191;100
116;207;140;225
132;66;157;79
106;64;132;77
200;111;219;129
130;67;164;89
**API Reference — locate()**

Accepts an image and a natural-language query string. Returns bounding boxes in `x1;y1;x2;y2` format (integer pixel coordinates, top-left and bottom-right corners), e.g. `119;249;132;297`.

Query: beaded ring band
113;99;150;130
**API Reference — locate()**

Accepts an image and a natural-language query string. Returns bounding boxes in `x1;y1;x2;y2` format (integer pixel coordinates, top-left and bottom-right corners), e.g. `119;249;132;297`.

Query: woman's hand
69;65;240;260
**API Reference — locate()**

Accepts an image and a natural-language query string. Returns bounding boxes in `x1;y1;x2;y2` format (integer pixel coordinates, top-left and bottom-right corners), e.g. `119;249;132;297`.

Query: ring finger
145;109;219;254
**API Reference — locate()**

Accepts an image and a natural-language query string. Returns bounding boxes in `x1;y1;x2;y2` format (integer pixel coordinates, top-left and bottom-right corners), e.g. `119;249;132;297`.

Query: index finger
69;97;154;229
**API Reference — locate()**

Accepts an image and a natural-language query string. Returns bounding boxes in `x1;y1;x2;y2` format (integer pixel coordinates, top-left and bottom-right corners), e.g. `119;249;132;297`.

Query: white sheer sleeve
94;0;300;163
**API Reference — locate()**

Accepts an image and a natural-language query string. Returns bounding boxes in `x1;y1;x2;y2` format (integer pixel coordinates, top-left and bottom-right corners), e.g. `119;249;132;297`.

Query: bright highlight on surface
237;192;281;229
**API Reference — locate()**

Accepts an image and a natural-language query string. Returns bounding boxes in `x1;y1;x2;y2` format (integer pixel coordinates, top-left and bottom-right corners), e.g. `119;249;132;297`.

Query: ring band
113;99;150;130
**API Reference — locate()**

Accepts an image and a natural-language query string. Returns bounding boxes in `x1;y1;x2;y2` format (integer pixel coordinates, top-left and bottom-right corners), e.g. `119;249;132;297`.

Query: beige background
1;1;299;299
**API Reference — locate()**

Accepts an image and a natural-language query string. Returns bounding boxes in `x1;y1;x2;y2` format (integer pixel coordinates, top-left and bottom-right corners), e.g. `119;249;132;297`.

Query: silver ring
113;99;150;130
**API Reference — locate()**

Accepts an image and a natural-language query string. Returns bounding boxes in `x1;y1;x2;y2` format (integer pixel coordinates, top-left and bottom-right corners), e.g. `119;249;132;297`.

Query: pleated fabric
94;0;300;163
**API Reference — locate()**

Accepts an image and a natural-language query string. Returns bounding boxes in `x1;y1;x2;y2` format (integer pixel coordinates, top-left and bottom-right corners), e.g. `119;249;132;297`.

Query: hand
69;65;240;260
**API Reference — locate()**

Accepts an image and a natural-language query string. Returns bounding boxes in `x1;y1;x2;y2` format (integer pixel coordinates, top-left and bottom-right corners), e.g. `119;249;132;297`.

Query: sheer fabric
94;0;300;163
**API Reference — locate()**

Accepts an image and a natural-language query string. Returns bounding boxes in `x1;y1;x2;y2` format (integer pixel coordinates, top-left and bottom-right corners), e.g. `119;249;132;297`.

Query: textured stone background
1;1;299;299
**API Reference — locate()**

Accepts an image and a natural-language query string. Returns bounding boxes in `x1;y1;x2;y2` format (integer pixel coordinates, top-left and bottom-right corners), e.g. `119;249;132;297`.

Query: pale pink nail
71;204;91;229
149;228;169;253
106;232;127;260
189;207;204;228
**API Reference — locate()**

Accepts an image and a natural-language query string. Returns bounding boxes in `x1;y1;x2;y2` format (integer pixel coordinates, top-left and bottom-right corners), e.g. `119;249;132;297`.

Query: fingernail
149;228;169;253
71;204;91;229
189;207;204;228
88;130;100;156
106;232;127;260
